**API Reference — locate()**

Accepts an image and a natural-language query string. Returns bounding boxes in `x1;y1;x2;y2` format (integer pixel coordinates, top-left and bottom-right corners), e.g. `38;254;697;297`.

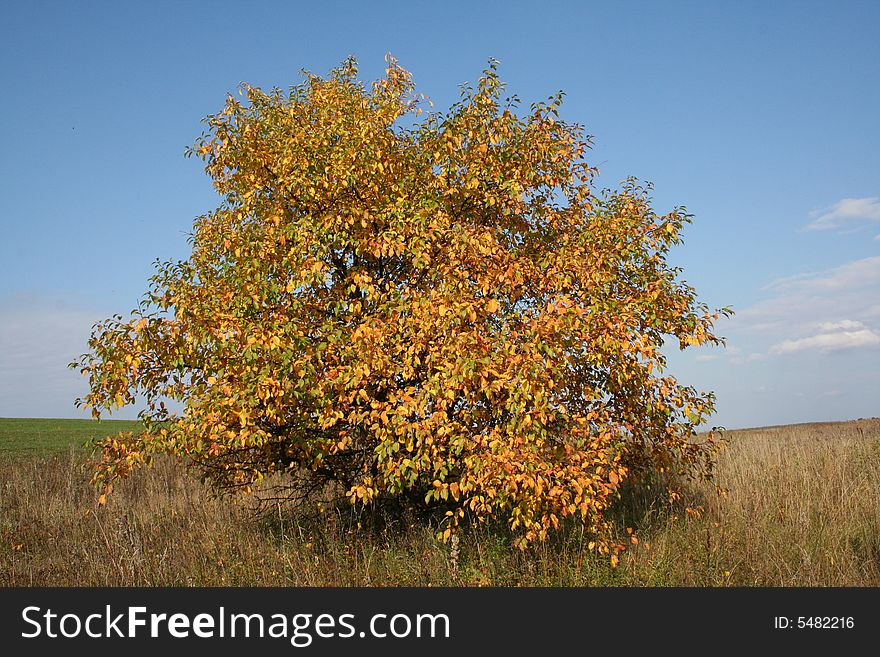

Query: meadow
1;416;879;586
0;418;141;454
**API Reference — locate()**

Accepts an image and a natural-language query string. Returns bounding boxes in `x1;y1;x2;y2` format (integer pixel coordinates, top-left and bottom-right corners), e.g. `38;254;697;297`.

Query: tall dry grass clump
617;418;880;585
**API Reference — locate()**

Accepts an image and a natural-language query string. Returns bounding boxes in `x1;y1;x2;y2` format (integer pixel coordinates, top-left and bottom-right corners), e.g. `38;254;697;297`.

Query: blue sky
1;0;878;428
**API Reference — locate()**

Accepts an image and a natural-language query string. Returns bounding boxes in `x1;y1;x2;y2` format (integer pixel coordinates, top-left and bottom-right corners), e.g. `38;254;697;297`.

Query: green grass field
0;417;141;455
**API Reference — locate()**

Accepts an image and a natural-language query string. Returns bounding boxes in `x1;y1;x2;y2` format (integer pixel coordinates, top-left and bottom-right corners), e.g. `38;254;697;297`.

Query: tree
73;56;729;551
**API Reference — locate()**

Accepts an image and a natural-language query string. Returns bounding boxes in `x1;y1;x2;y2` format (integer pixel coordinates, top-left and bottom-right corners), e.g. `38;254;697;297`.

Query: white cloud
760;271;814;291
730;352;767;364
806;197;880;231
644;254;880;426
762;256;880;294
728;257;880;368
816;319;865;332
738;256;880;339
770;326;880;355
695;354;720;362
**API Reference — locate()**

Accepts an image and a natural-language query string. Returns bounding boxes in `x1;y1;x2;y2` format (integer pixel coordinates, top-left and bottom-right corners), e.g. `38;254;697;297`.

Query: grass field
1;416;879;586
0;418;141;454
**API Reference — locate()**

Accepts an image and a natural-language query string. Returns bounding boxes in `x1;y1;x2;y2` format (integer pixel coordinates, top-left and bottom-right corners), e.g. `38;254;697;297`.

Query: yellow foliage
71;56;728;553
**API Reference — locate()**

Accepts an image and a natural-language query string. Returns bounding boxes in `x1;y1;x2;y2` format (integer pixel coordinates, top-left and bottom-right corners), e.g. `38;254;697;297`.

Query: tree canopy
73;56;729;551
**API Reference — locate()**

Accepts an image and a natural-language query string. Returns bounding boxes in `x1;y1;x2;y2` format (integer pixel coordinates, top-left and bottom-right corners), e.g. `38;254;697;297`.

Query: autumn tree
73;56;729;550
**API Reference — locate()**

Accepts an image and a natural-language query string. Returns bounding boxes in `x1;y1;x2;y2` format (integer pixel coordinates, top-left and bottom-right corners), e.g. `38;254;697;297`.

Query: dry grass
616;418;880;586
2;418;879;586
